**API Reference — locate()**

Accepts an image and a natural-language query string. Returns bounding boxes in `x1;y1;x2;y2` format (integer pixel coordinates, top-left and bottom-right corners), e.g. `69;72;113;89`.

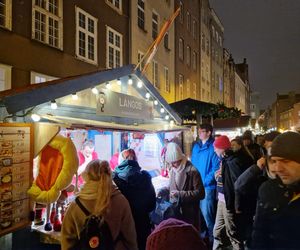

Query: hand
257;157;266;170
170;190;179;199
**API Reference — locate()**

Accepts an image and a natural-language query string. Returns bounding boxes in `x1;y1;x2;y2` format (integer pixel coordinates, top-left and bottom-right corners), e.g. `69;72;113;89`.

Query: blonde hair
85;159;112;216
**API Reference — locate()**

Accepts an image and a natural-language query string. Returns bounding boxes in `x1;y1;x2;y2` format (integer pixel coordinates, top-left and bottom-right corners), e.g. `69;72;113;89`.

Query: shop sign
96;89;153;120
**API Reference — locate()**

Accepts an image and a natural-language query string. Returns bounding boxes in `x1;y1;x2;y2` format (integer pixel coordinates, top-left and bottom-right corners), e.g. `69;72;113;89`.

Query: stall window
0;63;11;91
164;67;170;93
32;0;63;49
152;11;158;39
30;71;57;84
152;60;159;88
138;0;145;30
76;7;97;64
106;26;123;68
0;0;12;30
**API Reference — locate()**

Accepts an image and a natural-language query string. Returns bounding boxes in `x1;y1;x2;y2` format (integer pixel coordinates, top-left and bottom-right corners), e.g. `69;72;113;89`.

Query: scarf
78;180;99;200
170;157;187;191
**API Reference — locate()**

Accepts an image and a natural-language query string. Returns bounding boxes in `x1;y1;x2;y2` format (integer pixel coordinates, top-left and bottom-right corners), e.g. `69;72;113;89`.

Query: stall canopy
0;64;184;133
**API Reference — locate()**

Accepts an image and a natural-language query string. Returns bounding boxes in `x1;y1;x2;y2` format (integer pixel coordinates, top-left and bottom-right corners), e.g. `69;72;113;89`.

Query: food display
0;125;33;236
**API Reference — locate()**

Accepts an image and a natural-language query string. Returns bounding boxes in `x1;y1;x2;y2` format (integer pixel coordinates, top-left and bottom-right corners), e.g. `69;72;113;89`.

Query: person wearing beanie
113;149;156;250
191;124;220;245
251;131;300;249
146;218;208;250
164;142;205;230
213;135;253;250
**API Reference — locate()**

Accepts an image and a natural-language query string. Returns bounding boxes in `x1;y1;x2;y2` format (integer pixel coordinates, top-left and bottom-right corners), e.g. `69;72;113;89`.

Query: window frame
32;0;63;49
186;11;191;32
106;26;123;69
137;0;145;30
138;50;145;71
179;74;184;100
192;51;197;71
164;66;170;93
0;0;12;30
152;10;159;40
179;1;183;23
152;60;159;89
106;0;122;13
192;19;197;39
186;45;191;67
0;63;12;91
30;71;57;84
179;38;184;61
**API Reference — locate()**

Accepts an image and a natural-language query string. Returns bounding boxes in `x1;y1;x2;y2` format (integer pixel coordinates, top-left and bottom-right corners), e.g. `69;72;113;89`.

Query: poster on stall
0;123;33;236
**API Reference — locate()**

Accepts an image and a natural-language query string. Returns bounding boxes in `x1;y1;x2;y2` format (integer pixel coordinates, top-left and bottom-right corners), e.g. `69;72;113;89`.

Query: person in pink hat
213;135;253;250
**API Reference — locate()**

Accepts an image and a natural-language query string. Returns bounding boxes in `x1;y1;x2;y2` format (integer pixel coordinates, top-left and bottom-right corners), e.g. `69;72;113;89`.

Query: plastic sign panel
96;89;153;120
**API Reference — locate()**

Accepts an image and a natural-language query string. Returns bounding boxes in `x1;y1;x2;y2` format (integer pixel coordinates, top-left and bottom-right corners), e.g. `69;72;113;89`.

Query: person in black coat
213;136;253;250
113;149;156;250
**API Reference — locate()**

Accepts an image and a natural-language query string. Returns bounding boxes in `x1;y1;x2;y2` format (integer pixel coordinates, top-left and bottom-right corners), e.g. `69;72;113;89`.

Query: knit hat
213;135;231;150
264;131;281;142
146;218;207;250
242;130;253;141
118;149;137;165
270;132;300;163
165;142;184;163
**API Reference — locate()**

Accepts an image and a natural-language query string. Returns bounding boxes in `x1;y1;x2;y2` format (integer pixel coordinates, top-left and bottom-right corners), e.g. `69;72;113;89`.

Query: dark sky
210;0;300;108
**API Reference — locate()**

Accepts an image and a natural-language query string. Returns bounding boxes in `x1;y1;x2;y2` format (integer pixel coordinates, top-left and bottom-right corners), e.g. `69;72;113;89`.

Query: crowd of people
60;126;300;250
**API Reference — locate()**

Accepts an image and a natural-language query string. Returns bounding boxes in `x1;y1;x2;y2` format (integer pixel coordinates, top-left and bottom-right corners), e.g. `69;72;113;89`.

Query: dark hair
199;124;213;134
264;131;281;142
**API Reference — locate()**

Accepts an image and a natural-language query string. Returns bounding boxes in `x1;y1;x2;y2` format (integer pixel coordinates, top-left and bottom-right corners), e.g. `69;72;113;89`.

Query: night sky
210;0;300;108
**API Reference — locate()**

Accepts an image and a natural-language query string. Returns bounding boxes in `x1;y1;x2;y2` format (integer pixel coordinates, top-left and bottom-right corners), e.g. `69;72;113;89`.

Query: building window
152;60;159;88
192;19;197;39
164;32;169;49
137;0;145;30
216;31;219;42
179;38;184;60
137;51;145;71
187;79;190;97
179;74;184;99
106;26;123;68
193;82;197;99
192;51;197;71
179;1;183;23
202;88;205;100
164;67;170;92
206;39;210;56
0;0;12;30
219;36;222;47
186;11;191;31
201;33;205;51
212;25;215;38
106;0;122;12
186;46;191;67
250;104;256;110
75;7;97;64
152;11;158;39
32;0;63;49
0;63;11;91
212;46;215;61
30;71;57;84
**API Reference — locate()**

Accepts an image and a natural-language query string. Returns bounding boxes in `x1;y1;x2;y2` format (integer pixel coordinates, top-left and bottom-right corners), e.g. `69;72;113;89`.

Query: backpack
74;197;115;250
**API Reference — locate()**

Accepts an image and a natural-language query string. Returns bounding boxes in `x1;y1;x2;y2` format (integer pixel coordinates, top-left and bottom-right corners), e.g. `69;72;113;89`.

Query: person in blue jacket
191;124;220;245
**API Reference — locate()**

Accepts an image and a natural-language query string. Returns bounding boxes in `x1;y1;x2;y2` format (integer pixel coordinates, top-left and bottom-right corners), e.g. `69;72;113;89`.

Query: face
271;156;300;185
243;139;251;146
214;147;225;157
82;146;94;157
231;141;242;152
170;160;182;169
257;136;265;146
198;129;211;141
266;158;277;178
264;141;272;150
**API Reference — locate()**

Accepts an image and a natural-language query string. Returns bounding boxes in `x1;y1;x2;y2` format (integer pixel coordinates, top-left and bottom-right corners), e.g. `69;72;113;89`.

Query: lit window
0;0;12;30
179;74;184;100
138;51;145;71
137;0;145;29
179;38;184;60
186;11;191;31
106;26;123;68
164;67;170;93
192;51;197;71
32;0;63;49
152;60;159;88
30;71;57;84
106;0;122;11
186;46;191;67
76;7;97;64
179;2;183;23
152;11;158;39
0;63;11;91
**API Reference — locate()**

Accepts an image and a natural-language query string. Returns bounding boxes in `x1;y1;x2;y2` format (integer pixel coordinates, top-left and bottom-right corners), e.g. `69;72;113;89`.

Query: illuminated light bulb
165;115;170;120
51;100;57;110
137;81;143;88
154;100;158;105
170;120;175;126
106;82;111;89
92;87;99;94
128;77;133;85
160;108;165;113
145;93;150;99
71;93;78;100
117;79;121;85
31;114;41;122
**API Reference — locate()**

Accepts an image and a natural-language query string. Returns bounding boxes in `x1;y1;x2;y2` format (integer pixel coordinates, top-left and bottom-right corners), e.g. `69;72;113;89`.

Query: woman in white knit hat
165;142;205;230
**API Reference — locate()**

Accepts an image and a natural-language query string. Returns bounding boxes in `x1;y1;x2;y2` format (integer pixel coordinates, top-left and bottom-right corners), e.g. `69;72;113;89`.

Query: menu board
0;124;33;236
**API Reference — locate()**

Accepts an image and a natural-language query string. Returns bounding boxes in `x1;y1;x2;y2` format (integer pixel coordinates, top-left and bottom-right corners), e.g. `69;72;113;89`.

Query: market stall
0;64;186;246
